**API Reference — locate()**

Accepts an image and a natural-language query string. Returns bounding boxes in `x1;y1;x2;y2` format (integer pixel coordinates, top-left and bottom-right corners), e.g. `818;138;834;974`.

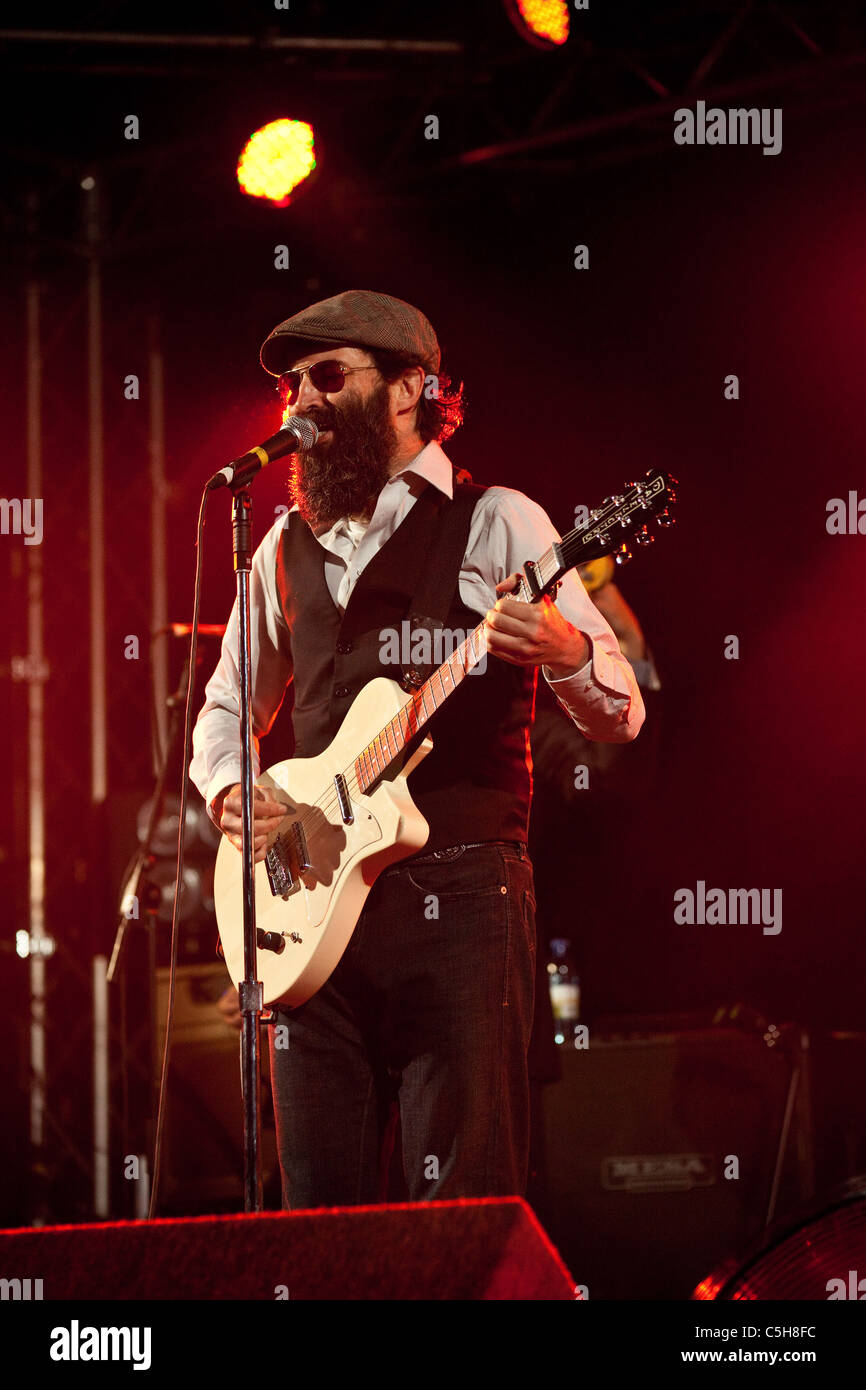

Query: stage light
505;0;570;49
16;930;56;958
237;119;317;206
136;793;214;859
148;862;204;923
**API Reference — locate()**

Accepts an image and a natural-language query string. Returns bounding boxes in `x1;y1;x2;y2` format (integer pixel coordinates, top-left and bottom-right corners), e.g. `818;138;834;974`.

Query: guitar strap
400;466;488;690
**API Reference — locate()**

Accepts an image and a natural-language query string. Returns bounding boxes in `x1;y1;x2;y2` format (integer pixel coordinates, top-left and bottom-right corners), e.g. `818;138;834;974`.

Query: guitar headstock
559;469;677;573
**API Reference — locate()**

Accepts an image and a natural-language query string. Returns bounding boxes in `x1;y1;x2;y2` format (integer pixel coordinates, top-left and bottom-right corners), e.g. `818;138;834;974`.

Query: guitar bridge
264;817;314;900
265;834;294;899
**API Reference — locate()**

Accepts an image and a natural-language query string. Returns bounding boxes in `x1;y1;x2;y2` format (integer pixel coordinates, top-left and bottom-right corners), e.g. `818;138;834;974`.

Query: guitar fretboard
350;470;671;793
352;546;560;793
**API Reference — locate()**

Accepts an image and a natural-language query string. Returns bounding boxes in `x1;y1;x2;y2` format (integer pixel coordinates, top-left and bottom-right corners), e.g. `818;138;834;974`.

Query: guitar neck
351;547;559;796
350;468;675;796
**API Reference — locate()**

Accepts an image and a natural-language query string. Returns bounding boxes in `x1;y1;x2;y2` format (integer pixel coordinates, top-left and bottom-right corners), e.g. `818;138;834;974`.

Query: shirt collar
390;440;454;498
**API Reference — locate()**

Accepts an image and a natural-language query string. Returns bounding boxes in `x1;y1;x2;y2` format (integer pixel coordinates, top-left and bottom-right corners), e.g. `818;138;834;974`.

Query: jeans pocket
405;845;507;899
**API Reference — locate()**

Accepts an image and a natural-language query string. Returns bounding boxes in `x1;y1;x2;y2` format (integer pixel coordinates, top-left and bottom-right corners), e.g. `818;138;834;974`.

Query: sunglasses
276;360;378;404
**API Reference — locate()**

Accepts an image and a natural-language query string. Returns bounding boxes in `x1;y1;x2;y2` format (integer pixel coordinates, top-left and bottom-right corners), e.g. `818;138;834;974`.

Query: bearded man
190;289;645;1209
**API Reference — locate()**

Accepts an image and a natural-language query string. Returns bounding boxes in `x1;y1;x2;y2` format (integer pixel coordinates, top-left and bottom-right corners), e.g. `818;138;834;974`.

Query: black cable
147;483;210;1221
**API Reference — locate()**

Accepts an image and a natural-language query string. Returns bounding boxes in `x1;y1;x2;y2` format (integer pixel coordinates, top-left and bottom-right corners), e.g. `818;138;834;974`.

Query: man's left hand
485;572;590;678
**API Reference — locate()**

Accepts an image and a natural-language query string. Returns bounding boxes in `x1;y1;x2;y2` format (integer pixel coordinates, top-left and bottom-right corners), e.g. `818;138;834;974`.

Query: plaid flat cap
259;289;441;376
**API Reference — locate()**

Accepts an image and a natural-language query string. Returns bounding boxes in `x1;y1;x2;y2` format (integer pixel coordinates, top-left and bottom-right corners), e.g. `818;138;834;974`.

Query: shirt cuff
543;654;591;684
542;633;632;699
204;767;242;824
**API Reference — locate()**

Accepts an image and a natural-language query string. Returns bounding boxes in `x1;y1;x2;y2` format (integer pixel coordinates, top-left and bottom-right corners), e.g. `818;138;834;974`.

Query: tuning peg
634;526;654;546
614;545;632;565
655;509;675;527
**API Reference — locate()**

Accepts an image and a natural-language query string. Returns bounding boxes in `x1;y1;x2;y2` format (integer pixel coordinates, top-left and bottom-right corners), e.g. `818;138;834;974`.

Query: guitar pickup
291;819;311;873
334;772;354;825
522;558;542;599
522;557;562;601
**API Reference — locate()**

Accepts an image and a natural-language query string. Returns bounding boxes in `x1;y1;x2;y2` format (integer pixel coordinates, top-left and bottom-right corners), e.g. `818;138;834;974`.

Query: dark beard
287;379;397;531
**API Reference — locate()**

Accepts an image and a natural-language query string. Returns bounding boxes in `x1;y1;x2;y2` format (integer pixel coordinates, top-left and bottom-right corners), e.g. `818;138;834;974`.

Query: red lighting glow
507;0;570;48
237;119;317;206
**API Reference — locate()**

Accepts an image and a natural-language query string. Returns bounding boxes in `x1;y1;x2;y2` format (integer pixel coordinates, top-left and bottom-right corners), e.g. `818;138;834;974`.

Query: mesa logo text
49;1320;152;1371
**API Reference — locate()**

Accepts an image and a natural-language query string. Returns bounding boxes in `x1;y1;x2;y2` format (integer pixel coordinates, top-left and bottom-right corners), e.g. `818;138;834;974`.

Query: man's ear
396;364;425;415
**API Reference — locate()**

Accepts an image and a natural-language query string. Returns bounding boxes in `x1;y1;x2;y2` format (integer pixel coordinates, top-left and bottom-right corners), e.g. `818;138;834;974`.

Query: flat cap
260;289;441;376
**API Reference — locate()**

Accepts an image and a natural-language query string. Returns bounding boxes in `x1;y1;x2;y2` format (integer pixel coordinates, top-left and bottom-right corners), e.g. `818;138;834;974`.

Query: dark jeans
267;841;537;1209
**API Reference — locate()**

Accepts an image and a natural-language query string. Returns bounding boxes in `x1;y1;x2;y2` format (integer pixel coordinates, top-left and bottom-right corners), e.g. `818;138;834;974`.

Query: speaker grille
694;1178;866;1300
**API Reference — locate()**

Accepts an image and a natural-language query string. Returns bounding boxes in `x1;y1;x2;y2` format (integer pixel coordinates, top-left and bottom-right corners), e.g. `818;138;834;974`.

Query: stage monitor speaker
0;1197;576;1300
694;1175;866;1300
537;1022;813;1299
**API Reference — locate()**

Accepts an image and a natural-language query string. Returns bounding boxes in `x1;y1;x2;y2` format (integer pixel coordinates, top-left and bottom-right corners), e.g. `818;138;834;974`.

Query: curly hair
369;348;465;445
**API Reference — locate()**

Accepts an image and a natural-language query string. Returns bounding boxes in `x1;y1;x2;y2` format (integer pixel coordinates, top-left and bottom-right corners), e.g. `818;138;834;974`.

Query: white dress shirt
190;440;645;814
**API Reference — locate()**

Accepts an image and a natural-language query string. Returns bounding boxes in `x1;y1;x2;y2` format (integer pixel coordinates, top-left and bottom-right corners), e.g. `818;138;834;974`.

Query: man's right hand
213;783;286;862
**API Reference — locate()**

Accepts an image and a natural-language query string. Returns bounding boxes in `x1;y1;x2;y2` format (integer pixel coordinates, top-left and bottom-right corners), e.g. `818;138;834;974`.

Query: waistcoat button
335;639;352;655
334;685;350;698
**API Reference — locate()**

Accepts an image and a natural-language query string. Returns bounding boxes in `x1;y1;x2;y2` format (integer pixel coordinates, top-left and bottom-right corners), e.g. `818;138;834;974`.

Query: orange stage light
506;0;570;49
237;119;317;206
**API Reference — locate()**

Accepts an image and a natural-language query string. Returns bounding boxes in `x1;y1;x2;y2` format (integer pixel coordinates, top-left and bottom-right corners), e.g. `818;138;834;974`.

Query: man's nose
293;371;327;412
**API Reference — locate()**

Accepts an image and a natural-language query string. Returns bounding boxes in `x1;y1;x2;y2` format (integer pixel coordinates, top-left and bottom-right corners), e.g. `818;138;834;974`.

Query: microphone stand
231;484;264;1213
207;418;317;1212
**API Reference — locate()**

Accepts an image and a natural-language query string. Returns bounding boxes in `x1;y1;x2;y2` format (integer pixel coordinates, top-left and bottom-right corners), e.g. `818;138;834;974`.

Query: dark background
1;2;864;1225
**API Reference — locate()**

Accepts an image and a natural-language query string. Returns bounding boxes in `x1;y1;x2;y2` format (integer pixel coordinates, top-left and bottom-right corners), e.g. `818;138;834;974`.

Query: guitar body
213;676;432;1008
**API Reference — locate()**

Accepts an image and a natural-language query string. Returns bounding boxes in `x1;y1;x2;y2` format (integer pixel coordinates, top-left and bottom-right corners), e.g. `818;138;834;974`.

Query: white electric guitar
213;471;676;1006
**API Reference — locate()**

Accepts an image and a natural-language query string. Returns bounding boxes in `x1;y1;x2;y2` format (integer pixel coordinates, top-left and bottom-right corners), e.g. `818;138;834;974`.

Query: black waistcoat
274;476;536;853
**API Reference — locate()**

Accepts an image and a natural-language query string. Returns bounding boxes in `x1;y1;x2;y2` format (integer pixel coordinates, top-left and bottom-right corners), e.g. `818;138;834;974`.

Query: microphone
207;416;319;491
